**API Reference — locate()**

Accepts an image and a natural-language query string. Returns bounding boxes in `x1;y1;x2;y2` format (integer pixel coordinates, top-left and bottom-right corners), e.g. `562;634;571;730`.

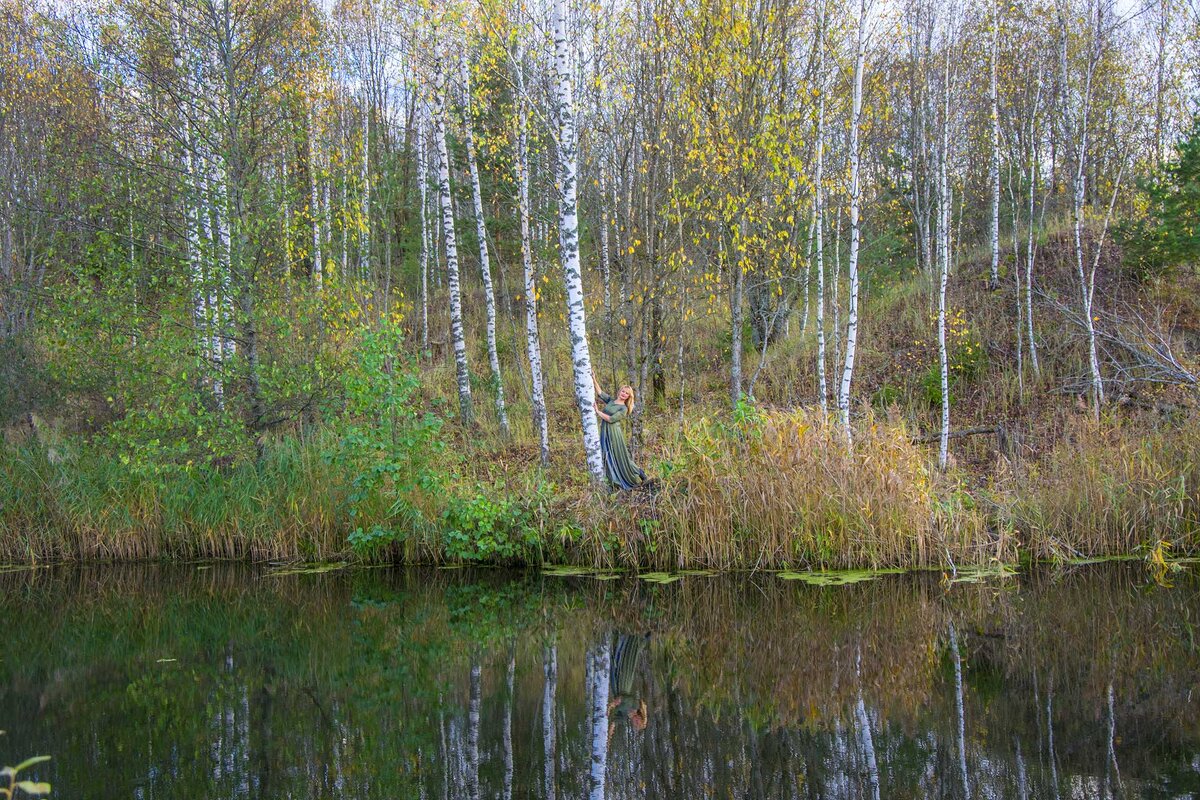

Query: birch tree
417;112;430;353
988;0;1001;290
515;32;549;466
459;52;509;435
432;28;475;425
814;0;829;416
837;0;869;441
937;19;955;471
553;0;605;483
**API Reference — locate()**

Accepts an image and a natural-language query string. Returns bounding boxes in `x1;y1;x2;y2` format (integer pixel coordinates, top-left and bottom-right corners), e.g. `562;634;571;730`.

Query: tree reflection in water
2;564;1200;798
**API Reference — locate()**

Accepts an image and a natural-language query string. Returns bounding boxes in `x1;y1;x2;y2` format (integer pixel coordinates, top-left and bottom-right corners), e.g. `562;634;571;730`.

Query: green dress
597;392;646;490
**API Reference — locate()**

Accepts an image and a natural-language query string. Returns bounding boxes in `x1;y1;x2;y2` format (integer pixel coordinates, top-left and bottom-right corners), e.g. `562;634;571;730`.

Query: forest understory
4;227;1197;572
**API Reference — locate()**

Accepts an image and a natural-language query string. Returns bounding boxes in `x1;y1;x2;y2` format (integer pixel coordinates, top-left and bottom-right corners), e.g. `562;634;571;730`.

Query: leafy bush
333;320;445;556
441;481;546;563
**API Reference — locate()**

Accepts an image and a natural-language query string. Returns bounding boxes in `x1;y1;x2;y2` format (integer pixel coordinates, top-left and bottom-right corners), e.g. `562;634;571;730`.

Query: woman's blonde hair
620;385;635;413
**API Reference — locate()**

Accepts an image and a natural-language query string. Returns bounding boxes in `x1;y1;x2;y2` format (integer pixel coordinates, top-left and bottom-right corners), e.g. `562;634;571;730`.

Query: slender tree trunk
433;38;474;425
553;0;605;483
1026;73;1042;376
600;193;611;312
730;227;744;408
543;644;558;800
516;41;549;466
837;0;867;442
938;46;952;471
1062;10;1103;418
988;0;1001;290
467;661;481;800
417;115;430;353
814;5;828;416
360;89;370;284
855;647;880;800
502;645;515;800
460;54;510;435
309;95;323;288
588;640;611;800
950;622;971;799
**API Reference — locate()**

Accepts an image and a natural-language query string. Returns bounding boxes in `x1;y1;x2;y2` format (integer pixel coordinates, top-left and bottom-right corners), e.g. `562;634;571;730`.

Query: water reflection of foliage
3;565;1200;797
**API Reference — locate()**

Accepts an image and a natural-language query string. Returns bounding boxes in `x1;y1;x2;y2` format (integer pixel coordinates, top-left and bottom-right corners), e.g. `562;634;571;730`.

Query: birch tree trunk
553;0;605;483
542;644;558;800
949;623;971;799
1061;10;1103;418
433;38;475;425
938;45;952;472
360;89;370;284
814;4;828;417
730;226;744;409
515;40;549;466
309;94;323;289
1026;71;1042;375
988;0;1001;290
460;53;510;435
588;640;611;800
502;644;514;800
466;661;481;800
417;115;430;353
837;0;867;442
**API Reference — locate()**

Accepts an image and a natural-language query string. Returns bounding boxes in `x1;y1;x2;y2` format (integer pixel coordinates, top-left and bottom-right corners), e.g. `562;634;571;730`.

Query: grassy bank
4;404;1198;569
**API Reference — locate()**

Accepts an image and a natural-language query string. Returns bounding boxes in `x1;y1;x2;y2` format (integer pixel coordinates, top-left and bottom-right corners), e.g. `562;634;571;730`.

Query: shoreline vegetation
3;2;1200;572
4;400;1198;570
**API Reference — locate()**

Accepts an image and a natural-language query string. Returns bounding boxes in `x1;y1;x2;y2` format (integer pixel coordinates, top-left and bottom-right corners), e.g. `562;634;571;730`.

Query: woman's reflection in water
608;632;650;736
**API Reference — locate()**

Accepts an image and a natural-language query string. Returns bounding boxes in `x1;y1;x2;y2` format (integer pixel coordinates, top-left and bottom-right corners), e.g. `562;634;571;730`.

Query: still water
2;563;1199;798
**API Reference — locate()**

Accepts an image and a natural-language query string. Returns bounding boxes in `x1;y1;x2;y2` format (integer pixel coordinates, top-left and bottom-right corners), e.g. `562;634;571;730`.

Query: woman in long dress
592;373;647;490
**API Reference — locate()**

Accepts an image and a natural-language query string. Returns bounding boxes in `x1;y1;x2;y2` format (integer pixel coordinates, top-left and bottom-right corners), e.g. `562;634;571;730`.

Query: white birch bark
730;231;744;409
855;679;880;800
587;640;611;800
1026;71;1042;375
417;114;430;353
433;38;475;424
466;661;481;800
553;0;605;483
600;188;611;313
1061;9;1103;417
989;0;1001;290
949;623;971;799
459;53;510;435
309;92;323;289
837;0;867;441
938;46;952;472
360;88;370;283
502;645;514;800
542;644;558;800
814;4;828;417
516;42;549;466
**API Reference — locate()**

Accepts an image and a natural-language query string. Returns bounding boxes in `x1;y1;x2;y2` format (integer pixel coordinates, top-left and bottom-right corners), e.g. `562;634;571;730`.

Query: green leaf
12;757;50;773
15;781;52;796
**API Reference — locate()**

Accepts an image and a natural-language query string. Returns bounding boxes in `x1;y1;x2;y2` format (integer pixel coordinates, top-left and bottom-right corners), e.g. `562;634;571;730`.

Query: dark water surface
2;563;1200;799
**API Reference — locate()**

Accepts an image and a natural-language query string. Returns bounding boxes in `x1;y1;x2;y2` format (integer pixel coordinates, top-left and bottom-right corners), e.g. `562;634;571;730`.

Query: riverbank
4;404;1197;570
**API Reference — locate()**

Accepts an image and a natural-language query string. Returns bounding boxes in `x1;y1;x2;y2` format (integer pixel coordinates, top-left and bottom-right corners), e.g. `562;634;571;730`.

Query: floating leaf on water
776;568;904;586
0;565;41;574
542;565;624;580
266;562;348;577
1057;555;1138;566
948;563;1017;584
638;572;683;584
